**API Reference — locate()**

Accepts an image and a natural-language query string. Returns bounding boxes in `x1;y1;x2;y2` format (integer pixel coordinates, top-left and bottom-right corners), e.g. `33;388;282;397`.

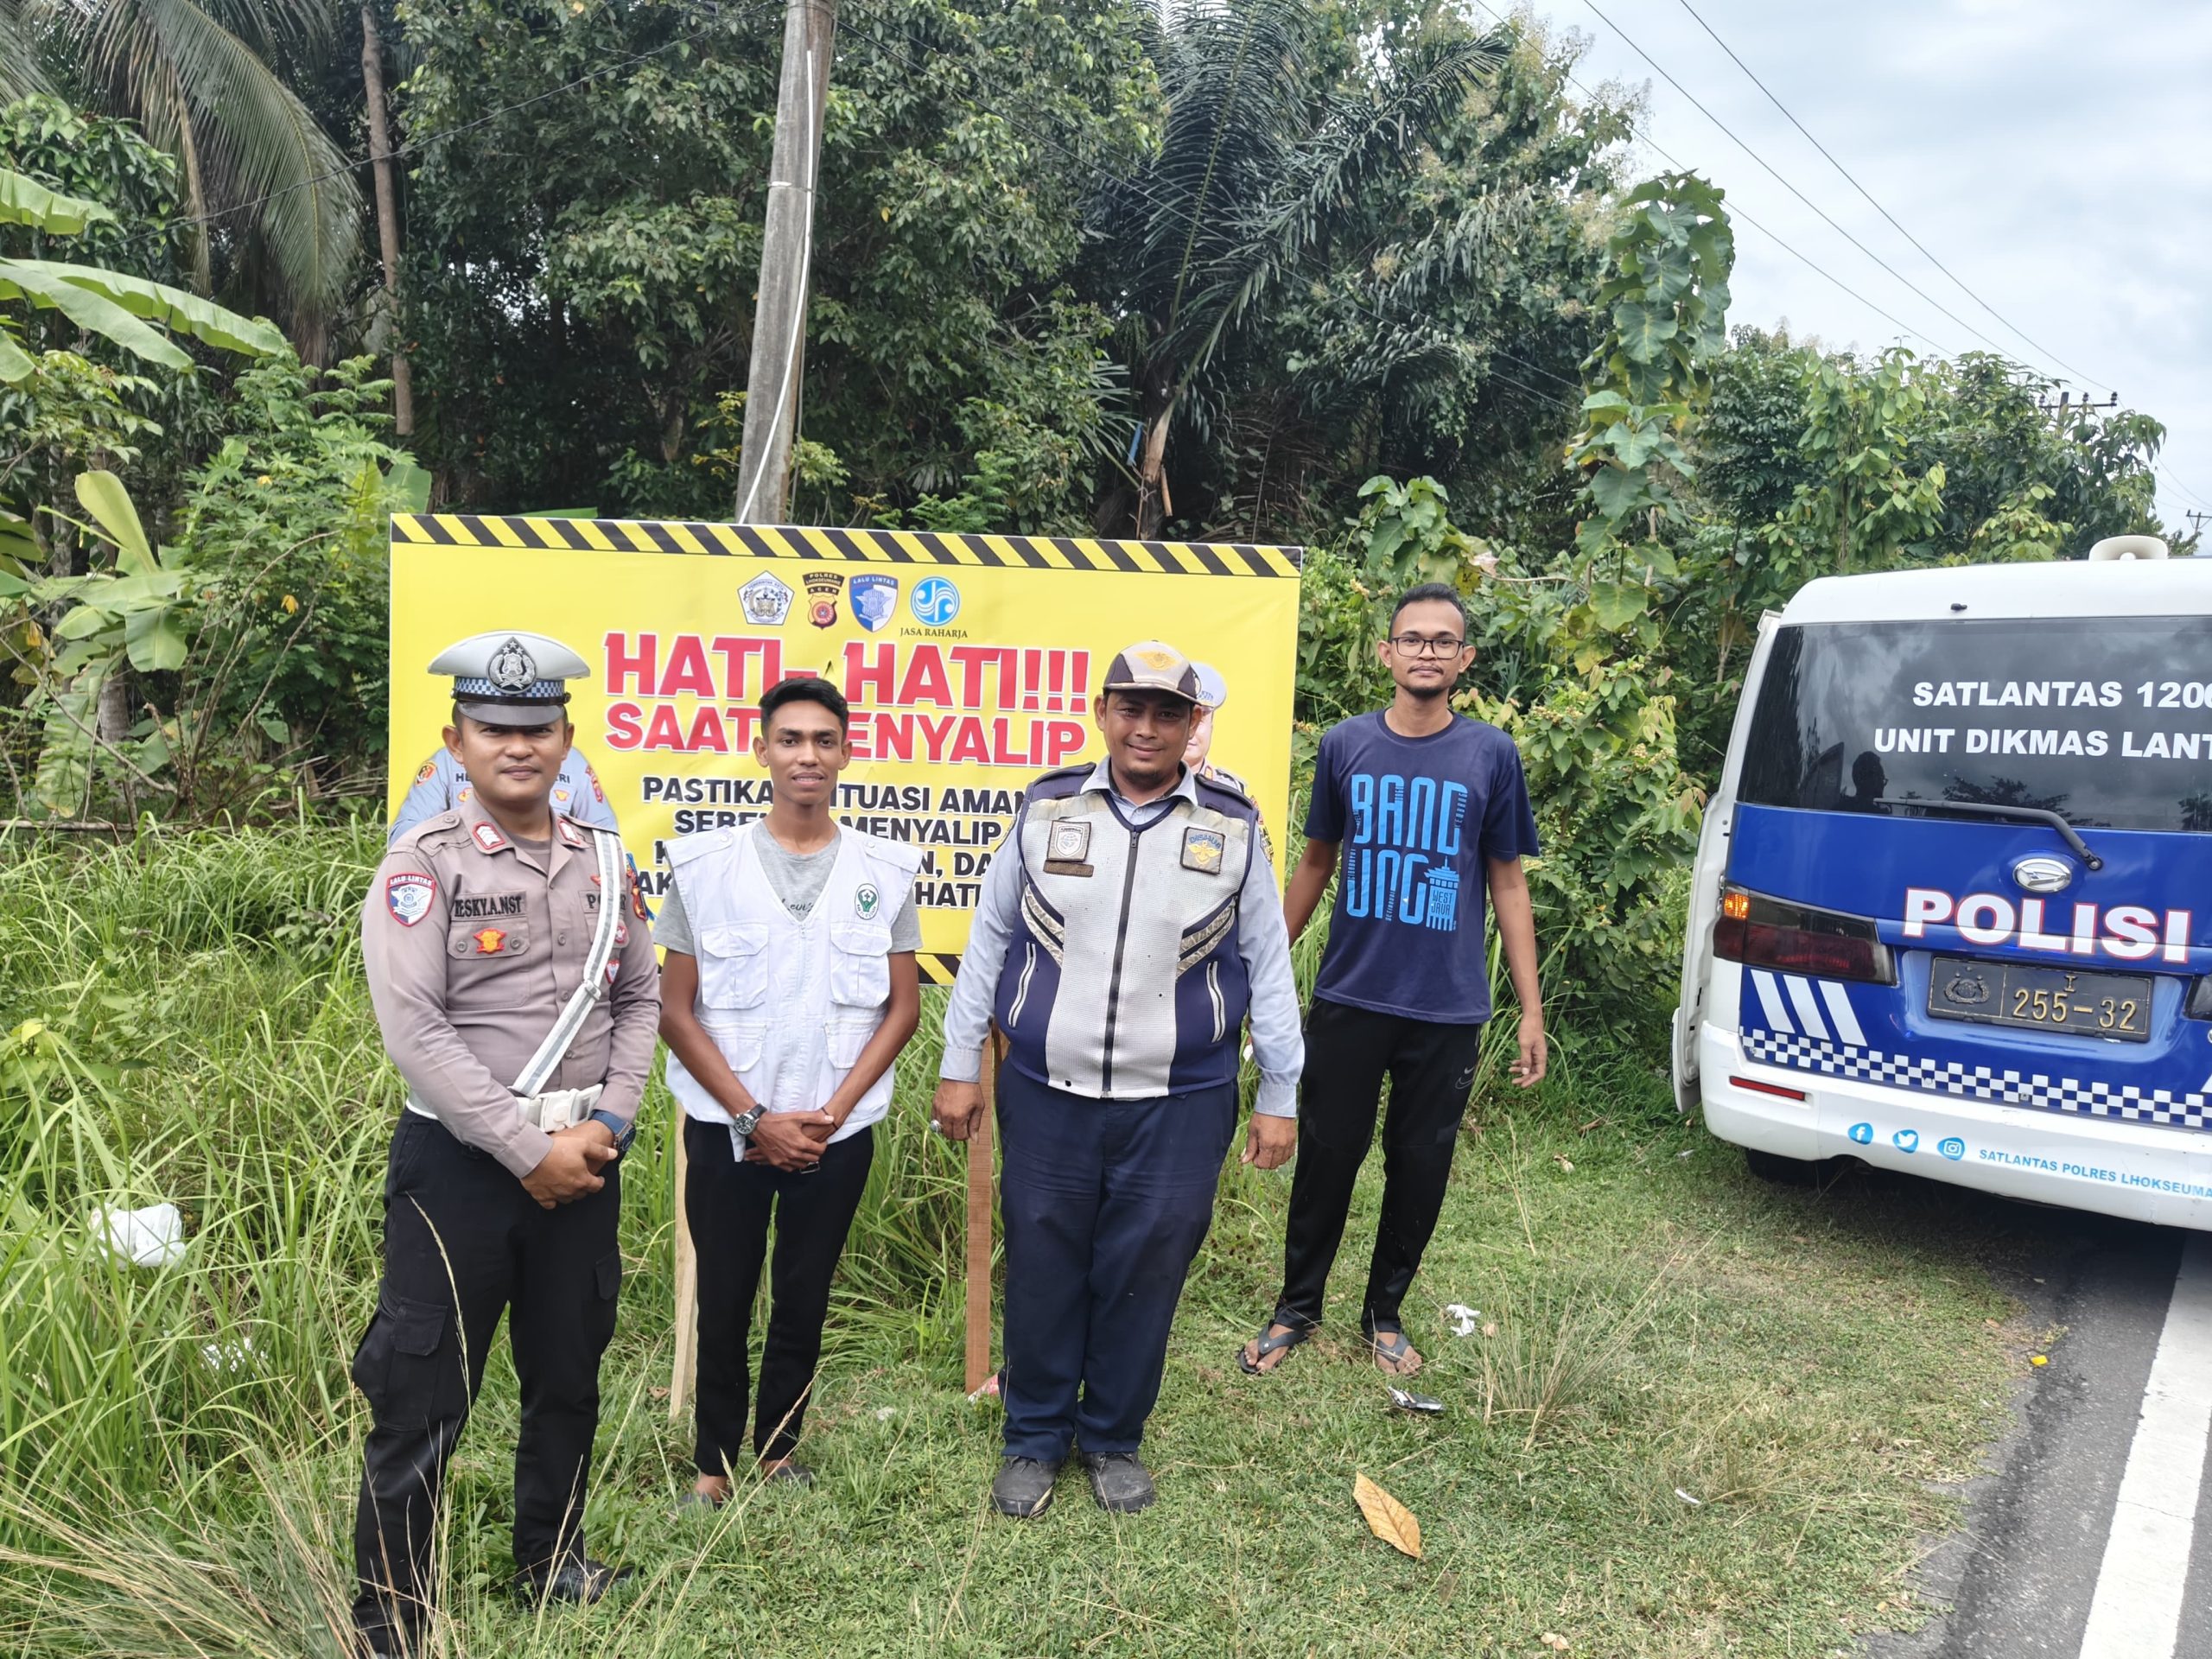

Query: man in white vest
931;640;1305;1518
656;676;923;1498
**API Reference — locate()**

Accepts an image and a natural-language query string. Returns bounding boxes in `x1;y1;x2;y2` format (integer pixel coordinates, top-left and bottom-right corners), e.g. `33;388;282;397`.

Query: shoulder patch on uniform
413;758;438;785
1023;762;1096;802
385;871;435;925
1193;769;1255;810
470;821;508;855
393;809;464;851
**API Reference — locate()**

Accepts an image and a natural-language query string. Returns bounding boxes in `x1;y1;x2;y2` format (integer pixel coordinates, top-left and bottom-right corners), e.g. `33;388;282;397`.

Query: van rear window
1738;618;2212;833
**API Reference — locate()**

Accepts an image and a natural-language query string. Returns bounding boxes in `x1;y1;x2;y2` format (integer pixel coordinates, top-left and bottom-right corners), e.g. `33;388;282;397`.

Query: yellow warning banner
387;517;1304;977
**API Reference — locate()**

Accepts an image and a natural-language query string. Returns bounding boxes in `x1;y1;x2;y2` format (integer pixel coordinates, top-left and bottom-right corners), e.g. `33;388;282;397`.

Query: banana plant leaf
0;258;285;365
0;169;114;235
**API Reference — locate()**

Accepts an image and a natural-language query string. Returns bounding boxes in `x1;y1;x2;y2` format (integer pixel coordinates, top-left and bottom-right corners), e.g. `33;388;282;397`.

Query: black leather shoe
990;1456;1063;1517
510;1557;636;1605
1079;1451;1156;1514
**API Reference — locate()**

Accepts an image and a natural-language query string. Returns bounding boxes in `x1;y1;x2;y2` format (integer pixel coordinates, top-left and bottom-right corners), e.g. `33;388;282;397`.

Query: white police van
1675;537;2212;1226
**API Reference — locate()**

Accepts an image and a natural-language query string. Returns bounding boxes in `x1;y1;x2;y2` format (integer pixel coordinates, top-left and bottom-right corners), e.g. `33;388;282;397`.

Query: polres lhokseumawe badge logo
851;573;899;632
741;570;794;626
910;575;961;626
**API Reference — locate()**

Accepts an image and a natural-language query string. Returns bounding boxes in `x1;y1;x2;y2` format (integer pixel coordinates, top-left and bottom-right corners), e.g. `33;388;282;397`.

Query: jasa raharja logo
910;575;961;626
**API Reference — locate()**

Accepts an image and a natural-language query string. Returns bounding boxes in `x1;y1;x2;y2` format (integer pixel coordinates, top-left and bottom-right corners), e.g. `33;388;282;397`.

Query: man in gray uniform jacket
931;640;1304;1518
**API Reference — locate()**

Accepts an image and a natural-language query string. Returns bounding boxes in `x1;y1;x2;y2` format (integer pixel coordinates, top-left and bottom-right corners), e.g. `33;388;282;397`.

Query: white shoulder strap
511;826;626;1097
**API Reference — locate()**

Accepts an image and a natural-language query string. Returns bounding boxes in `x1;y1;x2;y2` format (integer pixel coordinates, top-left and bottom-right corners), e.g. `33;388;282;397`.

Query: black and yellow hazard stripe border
917;953;962;987
391;514;1302;579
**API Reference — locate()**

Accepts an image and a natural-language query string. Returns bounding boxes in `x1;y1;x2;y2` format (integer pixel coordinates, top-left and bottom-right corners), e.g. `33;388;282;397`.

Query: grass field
0;823;2025;1657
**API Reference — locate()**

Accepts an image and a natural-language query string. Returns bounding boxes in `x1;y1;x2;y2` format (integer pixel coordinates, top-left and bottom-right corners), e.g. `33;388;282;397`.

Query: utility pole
360;2;412;436
677;0;840;1421
734;0;837;524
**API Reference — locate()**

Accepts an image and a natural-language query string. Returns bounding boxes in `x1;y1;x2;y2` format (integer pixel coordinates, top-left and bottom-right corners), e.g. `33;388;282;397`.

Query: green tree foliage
12;0;362;351
1561;170;1732;662
401;0;1154;524
1669;327;2171;771
1090;0;1504;537
1094;3;1627;544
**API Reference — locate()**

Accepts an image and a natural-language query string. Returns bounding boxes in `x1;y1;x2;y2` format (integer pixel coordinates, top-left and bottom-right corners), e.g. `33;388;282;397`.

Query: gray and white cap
429;631;589;728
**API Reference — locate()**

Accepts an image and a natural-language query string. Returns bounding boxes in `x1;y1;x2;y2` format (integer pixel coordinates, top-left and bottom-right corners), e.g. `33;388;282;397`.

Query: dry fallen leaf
1483;1320;1497;1338
1353;1471;1421;1559
1541;1636;1570;1652
1552;1152;1575;1173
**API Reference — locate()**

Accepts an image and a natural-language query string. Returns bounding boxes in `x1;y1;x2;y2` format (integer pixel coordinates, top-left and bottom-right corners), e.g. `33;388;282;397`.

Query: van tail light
1713;886;1897;985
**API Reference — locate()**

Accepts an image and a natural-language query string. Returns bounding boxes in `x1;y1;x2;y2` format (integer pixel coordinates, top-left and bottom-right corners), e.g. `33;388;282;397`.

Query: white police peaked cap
429;631;590;727
1190;662;1228;711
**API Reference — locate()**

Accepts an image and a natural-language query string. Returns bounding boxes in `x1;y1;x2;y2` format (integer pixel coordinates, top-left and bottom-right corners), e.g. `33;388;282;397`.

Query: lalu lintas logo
851;573;899;632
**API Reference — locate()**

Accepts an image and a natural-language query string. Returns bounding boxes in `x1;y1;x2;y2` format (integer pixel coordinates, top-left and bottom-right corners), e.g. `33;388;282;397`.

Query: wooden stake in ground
964;1038;1000;1395
669;1128;697;1420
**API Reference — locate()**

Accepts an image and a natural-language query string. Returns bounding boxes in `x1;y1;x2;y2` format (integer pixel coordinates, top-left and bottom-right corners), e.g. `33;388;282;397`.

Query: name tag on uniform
1182;827;1226;874
1044;819;1094;877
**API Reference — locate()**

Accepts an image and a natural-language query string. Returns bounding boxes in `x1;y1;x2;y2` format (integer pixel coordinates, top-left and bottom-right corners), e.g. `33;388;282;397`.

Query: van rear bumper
1697;1024;2212;1230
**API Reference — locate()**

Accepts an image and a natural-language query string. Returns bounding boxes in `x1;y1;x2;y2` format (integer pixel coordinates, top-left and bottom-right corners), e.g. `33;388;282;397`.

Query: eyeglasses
1388;634;1467;658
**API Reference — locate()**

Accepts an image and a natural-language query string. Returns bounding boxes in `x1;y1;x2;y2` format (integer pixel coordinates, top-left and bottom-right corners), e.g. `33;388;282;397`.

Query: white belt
407;1084;604;1133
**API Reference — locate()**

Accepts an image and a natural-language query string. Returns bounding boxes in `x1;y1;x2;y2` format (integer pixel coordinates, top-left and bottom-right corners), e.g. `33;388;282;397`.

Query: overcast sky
1509;0;2212;537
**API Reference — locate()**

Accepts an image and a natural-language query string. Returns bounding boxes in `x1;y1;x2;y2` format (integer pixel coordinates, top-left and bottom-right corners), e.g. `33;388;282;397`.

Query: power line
1668;0;2113;395
2162;463;2212;513
1458;0;1956;358
1575;0;2054;373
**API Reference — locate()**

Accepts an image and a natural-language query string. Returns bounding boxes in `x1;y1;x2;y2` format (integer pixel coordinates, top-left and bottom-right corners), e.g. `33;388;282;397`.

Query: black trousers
351;1114;621;1651
996;1066;1238;1461
1273;997;1486;1337
685;1116;874;1472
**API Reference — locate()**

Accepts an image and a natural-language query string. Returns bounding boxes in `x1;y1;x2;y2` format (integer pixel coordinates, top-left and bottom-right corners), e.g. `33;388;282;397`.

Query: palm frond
0;0;56;99
67;0;362;332
1171;31;1506;378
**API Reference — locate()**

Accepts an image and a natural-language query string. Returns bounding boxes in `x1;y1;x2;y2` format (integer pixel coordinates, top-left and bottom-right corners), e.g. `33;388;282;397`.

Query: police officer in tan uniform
352;632;659;1656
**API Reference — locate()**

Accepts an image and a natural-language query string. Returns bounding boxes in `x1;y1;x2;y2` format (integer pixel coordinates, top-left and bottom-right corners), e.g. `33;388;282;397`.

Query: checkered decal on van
1740;1029;2212;1134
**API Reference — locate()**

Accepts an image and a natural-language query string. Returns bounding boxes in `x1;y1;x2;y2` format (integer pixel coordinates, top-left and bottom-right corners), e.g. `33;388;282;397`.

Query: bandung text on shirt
1340;772;1469;932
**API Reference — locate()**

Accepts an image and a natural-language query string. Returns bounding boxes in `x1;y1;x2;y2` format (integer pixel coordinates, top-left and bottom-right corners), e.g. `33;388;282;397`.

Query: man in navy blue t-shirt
1239;582;1547;1380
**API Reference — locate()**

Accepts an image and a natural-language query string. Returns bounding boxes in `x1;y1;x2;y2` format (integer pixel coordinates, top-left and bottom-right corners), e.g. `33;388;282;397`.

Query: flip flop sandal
1236;1320;1311;1376
1368;1329;1423;1377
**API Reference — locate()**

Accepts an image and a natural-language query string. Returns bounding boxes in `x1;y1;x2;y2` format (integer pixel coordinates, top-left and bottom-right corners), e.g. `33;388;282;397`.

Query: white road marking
2078;1235;2212;1659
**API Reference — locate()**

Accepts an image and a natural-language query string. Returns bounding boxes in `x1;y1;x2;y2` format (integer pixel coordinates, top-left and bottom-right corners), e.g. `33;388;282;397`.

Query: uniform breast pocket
696;922;772;1011
829;918;893;1011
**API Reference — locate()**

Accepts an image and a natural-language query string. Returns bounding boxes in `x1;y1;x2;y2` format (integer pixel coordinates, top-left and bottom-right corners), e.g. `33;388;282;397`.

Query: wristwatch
729;1105;765;1136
